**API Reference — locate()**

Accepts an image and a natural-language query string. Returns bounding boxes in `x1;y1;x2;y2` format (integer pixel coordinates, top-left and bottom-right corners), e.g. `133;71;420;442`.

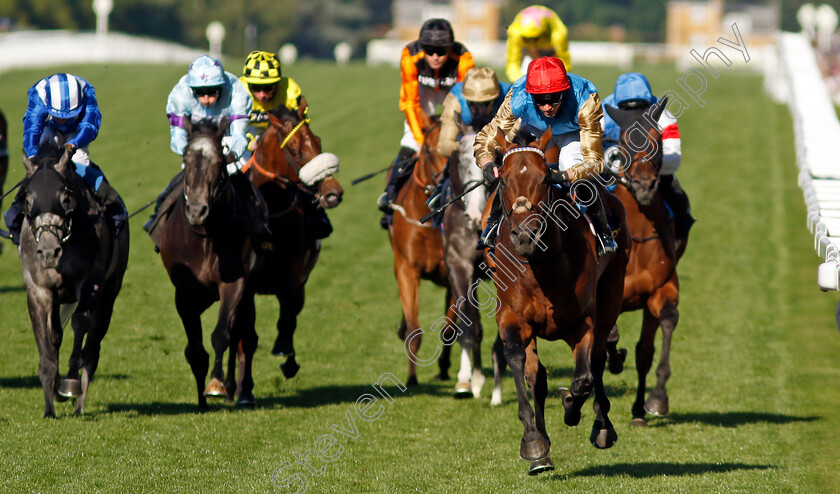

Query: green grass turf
0;60;837;493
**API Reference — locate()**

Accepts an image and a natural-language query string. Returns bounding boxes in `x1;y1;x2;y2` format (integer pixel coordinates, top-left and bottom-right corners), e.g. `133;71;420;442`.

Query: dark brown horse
0;109;8;254
485;127;629;474
244;102;343;378
603;100;685;426
387;113;454;386
17;147;129;417
158;118;258;409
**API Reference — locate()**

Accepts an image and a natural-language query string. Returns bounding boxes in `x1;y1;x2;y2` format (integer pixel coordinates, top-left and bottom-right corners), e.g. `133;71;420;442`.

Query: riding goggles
249;83;277;94
423;44;451;57
192;86;222;98
531;92;564;106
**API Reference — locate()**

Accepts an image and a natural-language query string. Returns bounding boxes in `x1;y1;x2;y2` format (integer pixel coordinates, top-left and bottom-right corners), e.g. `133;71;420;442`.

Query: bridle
497;146;552;236
24;166;76;245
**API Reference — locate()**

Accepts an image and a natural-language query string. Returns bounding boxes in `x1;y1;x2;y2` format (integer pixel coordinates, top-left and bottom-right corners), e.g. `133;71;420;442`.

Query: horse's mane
268;104;300;123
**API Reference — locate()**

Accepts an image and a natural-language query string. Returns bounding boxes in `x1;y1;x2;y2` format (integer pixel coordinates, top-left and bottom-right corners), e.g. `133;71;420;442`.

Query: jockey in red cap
474;56;618;255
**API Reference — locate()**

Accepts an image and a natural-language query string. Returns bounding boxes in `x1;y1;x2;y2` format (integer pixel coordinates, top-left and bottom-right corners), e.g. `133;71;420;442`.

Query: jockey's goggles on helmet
193;86;222;98
618;99;650;110
249;83;277;94
423;44;451;57
532;92;564;106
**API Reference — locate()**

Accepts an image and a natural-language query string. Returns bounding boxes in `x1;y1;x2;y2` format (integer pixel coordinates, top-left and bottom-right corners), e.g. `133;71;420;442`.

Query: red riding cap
525;57;570;94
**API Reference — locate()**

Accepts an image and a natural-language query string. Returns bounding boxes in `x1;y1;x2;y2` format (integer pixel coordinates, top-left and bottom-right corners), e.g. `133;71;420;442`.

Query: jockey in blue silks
143;55;271;251
474;56;617;255
601;72;694;240
4;73;126;244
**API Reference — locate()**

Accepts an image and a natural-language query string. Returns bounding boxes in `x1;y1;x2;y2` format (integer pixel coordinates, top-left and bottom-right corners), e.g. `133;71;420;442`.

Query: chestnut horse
603;100;684;426
158;118;258;409
244;103;343;378
387;113;454;386
485;127;629;475
17;147;129;417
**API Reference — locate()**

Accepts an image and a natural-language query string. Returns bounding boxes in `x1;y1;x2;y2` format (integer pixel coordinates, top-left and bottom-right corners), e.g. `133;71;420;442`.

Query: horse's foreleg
277;286;305;379
631;306;660;426
208;282;245;399
589;341;617;449
395;260;423;387
491;333;505;406
437;289;454;382
234;295;258;407
645;286;679;418
27;291;61;418
176;289;209;409
605;324;627;375
564;319;596;427
500;320;546;462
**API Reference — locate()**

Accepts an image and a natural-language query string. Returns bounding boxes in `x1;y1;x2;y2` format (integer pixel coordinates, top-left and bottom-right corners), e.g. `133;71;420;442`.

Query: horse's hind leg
606;324;627;375
176;291;210;409
645;296;679;418
490;333;505;406
60;305;84;400
276;287;305;379
562;320;596;427
589;345;617;449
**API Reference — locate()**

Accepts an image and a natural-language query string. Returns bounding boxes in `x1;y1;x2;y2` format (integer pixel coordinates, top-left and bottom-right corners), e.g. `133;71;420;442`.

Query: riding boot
587;194;618;256
3;200;22;246
378;146;416;215
230;172;273;252
94;180;127;237
477;192;502;250
143;171;184;234
659;174;695;239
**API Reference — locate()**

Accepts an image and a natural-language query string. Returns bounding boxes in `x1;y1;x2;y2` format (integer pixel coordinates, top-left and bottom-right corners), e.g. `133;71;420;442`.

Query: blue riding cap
613;72;655;107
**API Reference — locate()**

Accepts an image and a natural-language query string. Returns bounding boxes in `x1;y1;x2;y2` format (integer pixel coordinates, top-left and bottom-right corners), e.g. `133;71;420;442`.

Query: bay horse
388;112;454;386
17;146;129;417
158;118;258;409
440;133;490;398
243;102;343;378
485;127;629;474
603;100;684;426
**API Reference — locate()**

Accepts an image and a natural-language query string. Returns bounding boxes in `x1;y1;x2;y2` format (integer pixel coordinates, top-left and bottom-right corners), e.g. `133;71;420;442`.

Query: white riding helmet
186;56;226;87
40;73;85;119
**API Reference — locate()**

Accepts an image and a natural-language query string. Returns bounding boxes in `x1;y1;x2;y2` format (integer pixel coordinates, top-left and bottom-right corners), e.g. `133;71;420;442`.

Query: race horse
485;127;629;474
244;102;343;378
0;109;9;253
387;112;454;386
158;118;258;409
602;99;685;426
17;146;129;417
439;133;490;398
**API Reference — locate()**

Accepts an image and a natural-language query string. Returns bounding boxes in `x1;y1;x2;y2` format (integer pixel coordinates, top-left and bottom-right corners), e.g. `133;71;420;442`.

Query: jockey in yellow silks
239;50;307;152
505;5;572;83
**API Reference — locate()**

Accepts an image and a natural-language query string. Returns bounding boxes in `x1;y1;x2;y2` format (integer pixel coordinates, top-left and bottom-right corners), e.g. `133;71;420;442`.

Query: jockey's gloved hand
547;169;570;184
482;163;500;185
225;152;241;175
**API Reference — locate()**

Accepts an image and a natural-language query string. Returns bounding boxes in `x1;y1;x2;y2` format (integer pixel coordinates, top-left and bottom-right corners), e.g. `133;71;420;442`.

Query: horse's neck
619;185;665;237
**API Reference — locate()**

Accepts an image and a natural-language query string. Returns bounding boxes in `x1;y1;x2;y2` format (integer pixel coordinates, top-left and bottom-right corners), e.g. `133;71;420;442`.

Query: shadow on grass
102;382;432;416
0;284;25;294
0;373;130;389
650;411;820;428
551;461;774;480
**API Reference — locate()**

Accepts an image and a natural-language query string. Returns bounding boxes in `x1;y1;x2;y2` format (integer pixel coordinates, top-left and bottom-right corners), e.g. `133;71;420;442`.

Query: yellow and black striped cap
242;51;282;84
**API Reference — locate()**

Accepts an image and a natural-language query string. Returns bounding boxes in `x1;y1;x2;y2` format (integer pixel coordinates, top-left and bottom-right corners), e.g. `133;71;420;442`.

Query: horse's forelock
186;134;221;163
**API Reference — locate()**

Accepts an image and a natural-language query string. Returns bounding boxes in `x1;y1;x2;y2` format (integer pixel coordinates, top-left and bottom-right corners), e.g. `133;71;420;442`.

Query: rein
279;118;309;149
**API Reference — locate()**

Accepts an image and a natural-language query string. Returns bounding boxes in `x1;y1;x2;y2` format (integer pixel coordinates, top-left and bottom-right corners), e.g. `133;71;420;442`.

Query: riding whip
420;180;485;224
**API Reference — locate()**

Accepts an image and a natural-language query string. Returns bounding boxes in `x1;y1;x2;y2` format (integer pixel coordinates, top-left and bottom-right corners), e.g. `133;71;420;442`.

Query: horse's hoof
590;427;618;449
406;375;418;387
520;436;550;461
528;456;555;476
453;382;472;399
607;348;627;374
57;379;82;399
644;395;669;416
559;388;581;426
203;378;227;398
271;339;295;357
630;417;648;428
236;392;257;408
280;359;300;379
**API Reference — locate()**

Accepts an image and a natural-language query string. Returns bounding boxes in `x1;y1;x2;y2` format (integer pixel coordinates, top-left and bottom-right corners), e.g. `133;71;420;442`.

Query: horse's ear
298;97;308;121
536;126;552;151
217;116;229;138
267;112;282;128
494;127;510;154
22;150;36;177
604;104;626;127
419;110;433;133
183;116;193;138
54;145;73;176
648;96;668;123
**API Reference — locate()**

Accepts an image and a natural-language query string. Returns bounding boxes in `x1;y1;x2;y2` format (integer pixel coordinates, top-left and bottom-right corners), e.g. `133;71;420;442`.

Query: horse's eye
21;195;33;215
60;191;75;213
